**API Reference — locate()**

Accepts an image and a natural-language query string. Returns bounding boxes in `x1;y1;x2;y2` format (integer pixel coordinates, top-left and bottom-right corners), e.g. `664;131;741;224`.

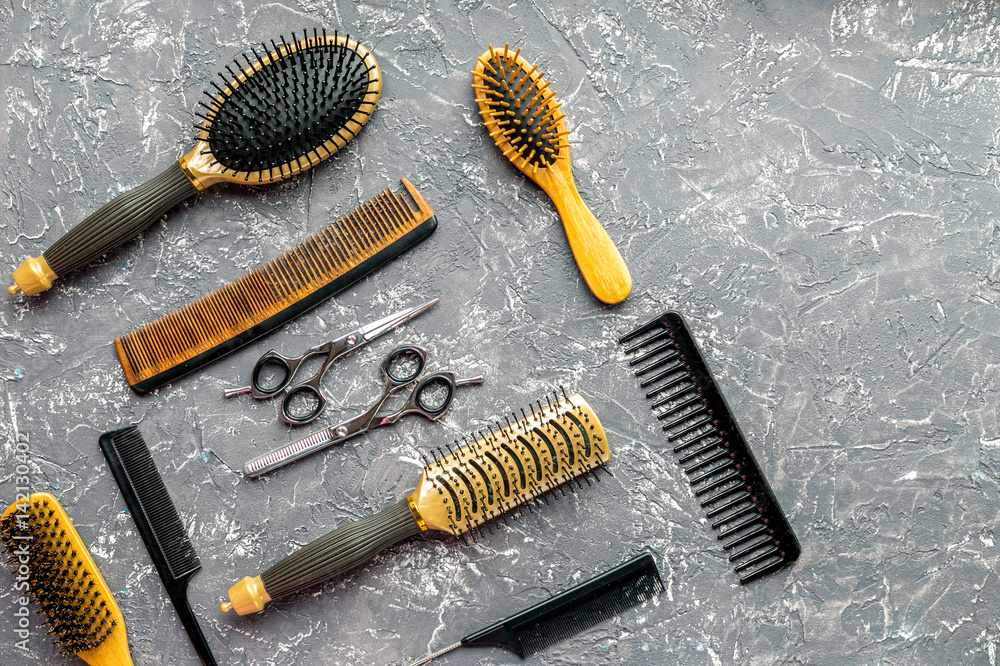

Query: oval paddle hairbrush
9;29;381;296
472;44;631;305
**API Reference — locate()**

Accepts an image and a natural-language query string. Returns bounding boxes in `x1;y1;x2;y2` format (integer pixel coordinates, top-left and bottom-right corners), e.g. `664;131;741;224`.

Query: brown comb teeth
114;177;437;392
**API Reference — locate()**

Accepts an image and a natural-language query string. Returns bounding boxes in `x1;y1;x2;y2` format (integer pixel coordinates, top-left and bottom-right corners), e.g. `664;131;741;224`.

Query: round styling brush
472;44;631;305
221;391;610;615
9;29;381;296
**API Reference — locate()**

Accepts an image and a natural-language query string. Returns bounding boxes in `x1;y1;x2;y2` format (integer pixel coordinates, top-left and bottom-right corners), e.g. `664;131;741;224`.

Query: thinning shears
224;299;438;425
243;345;483;477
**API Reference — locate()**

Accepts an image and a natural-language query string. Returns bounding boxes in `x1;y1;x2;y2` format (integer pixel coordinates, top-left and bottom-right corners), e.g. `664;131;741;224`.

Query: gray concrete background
1;1;998;664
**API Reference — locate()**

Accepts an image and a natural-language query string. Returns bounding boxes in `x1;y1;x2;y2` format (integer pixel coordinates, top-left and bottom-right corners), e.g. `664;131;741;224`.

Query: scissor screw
346;334;358;346
335;426;348;438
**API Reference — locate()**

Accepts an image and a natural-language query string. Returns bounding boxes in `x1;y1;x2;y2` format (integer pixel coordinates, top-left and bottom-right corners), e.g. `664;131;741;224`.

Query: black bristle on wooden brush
0;492;134;664
99;425;217;666
406;551;664;665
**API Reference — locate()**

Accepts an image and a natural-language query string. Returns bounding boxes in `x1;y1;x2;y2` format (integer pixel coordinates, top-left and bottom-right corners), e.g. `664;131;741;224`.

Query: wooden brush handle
545;170;631;305
43;161;198;278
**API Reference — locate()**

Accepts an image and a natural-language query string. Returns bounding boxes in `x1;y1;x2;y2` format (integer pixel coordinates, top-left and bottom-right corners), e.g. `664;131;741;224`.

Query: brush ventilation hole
0;500;116;655
422;389;609;538
199;29;376;174
473;45;569;172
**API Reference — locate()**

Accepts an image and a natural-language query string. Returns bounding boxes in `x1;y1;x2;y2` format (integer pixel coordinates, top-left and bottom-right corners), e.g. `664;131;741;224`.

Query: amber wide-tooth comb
1;493;133;665
472;44;632;305
221;390;610;615
114;177;436;393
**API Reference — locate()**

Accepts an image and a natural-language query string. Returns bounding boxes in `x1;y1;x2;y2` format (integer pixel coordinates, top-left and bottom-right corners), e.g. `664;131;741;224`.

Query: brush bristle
414;390;609;537
198;28;379;177
0;496;117;655
472;44;569;172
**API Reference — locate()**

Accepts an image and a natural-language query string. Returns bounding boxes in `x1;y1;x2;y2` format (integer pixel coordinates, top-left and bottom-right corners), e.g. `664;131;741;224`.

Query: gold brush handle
546;167;631;305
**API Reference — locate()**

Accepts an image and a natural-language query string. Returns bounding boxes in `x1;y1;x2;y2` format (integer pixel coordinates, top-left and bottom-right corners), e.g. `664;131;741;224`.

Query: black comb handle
99;425;217;666
408;551;663;665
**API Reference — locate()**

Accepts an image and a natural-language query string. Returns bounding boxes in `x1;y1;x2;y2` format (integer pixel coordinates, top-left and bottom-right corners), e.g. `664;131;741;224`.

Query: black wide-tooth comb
619;311;800;583
407;550;664;665
99;425;217;665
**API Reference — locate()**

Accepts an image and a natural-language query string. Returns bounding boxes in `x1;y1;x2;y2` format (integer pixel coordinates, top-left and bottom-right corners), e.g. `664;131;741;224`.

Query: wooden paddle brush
221;390;610;615
9;29;380;296
472;44;632;305
1;492;133;665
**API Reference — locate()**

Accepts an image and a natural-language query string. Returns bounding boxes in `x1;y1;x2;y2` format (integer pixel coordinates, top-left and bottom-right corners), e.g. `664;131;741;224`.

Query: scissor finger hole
416;376;454;415
386;347;424;383
283;387;324;424
253;358;291;394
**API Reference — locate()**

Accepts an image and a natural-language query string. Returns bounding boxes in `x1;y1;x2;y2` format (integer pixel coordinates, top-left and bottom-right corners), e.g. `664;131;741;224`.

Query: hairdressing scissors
224;299;438;425
243;345;483;477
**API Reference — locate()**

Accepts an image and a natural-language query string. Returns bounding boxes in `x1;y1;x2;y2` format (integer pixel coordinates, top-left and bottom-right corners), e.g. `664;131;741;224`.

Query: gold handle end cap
223;575;271;615
10;255;57;296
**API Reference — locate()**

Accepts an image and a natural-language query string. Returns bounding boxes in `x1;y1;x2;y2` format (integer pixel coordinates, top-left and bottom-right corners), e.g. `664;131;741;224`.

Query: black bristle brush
407;551;664;665
1;492;134;665
9;29;381;296
99;426;217;666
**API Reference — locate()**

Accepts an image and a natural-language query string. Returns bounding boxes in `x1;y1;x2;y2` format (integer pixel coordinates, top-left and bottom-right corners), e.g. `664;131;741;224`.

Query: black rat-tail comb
407;550;664;665
9;29;380;296
99;426;217;666
221;390;610;616
619;311;800;583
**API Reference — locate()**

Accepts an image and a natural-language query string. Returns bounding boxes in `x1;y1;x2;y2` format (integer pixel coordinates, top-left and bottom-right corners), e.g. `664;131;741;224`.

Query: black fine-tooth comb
619;311;800;583
99;425;217;665
407;550;664;665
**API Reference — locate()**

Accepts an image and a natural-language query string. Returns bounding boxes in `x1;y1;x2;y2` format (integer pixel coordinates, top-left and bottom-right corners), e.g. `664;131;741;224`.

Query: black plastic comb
408;551;664;665
619;311;800;583
99;425;217;666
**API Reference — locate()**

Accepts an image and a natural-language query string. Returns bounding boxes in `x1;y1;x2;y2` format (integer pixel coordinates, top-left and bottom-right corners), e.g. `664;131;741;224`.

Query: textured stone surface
2;1;999;664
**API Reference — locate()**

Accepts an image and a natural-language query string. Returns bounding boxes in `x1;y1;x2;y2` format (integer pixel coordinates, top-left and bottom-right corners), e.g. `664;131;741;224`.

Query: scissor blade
244;412;371;477
359;298;439;343
244;428;337;477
